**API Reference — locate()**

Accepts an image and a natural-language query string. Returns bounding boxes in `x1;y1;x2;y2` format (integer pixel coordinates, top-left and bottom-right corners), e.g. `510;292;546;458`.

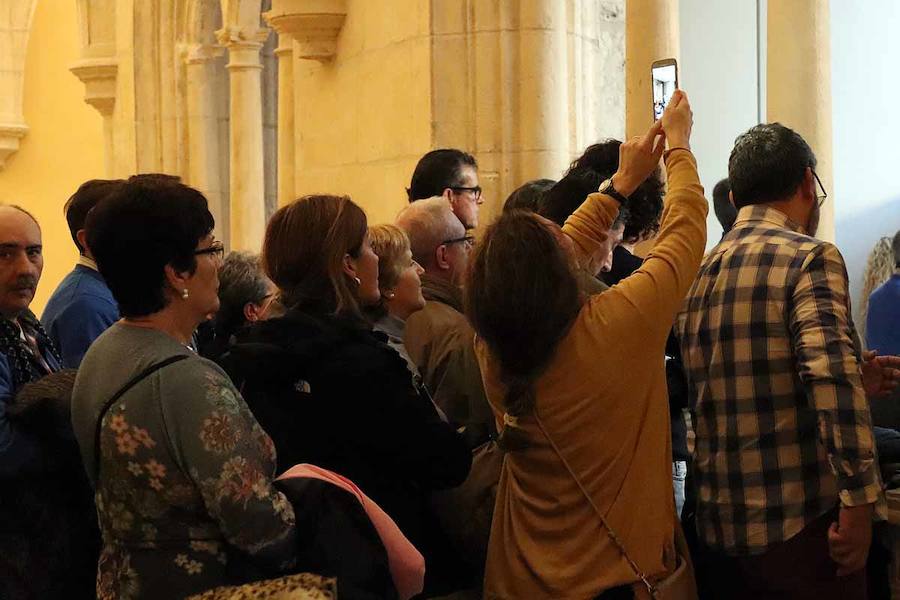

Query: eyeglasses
194;241;225;262
442;235;476;248
449;186;483;201
812;170;827;208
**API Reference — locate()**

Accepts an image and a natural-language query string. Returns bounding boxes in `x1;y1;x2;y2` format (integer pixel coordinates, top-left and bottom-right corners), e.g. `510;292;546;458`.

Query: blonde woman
366;224;427;379
861;235;897;346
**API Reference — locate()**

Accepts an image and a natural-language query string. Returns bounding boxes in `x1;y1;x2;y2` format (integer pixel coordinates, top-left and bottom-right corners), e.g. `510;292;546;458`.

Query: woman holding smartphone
466;91;706;599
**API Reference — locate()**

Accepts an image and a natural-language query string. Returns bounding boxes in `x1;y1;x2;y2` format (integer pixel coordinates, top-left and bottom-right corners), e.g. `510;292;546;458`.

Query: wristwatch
598;178;629;205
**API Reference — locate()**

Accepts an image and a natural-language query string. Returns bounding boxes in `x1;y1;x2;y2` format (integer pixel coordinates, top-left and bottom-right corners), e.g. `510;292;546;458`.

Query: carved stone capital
69;58;118;116
215;25;270;50
0;123;29;171
185;43;226;65
264;0;347;62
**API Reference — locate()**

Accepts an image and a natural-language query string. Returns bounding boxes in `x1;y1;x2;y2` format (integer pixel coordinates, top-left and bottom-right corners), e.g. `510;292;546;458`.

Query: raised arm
570;92;708;344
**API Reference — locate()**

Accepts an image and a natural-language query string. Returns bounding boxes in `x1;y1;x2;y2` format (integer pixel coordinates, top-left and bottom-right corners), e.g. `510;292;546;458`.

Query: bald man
396;197;493;447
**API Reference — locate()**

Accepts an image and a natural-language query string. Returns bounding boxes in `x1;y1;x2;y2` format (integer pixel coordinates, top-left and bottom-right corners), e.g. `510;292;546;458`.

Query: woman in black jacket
221;194;472;597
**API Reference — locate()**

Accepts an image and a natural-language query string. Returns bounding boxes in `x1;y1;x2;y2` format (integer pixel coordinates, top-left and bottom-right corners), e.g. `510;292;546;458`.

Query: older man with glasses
396;197;492;449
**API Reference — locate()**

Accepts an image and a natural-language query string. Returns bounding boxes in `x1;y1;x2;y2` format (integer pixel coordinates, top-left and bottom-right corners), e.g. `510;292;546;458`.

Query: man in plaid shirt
677;123;898;599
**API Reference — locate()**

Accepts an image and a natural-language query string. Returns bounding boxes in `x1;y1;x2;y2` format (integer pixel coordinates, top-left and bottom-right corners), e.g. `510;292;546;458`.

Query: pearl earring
385;291;396;299
182;289;189;300
353;277;361;286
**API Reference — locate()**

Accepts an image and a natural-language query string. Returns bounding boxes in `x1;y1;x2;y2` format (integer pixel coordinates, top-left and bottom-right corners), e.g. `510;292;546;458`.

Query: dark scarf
0;310;60;393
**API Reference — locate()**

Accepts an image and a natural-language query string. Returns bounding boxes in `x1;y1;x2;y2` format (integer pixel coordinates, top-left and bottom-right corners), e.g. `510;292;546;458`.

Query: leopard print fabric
186;573;338;600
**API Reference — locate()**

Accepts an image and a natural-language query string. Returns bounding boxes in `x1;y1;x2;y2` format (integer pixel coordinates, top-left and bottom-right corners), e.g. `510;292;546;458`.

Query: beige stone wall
0;0;105;315
290;0;625;226
291;0;433;226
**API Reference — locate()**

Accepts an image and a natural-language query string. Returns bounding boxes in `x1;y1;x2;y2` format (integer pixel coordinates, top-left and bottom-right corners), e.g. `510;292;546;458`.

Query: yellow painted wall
292;0;433;226
0;0;105;315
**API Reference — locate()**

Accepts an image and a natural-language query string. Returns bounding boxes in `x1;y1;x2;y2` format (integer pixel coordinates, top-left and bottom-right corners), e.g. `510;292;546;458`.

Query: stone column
768;1;834;242
625;0;679;138
69;59;118;175
185;44;227;242
217;25;269;252
265;0;347;207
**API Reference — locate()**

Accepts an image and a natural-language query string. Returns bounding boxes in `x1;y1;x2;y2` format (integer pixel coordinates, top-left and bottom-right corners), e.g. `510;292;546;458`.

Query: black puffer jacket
220;308;473;596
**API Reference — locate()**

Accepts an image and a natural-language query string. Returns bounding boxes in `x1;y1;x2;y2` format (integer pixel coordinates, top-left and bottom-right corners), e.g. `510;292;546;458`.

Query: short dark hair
567;139;663;242
407;149;478;202
86;174;214;318
539;169;604;227
503;179;556;213
712;178;737;232
728;123;817;209
894;230;900;267
64;179;126;254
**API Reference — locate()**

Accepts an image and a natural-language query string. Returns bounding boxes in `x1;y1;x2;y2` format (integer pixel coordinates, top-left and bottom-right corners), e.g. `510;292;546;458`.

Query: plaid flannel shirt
676;205;883;556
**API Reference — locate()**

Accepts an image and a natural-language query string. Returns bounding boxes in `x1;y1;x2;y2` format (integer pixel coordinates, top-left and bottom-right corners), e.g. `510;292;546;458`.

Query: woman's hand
661;89;693;150
611;120;666;197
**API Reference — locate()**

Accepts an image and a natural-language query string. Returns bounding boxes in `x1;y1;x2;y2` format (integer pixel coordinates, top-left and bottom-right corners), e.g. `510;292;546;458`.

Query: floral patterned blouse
71;324;297;599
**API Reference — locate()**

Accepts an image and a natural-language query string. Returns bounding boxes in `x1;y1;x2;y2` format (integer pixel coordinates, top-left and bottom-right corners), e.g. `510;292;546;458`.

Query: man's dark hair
539;167;632;234
407;149;478;202
86;174;214;318
728;123;817;210
64;179;126;254
567;139;663;242
712;178;737;232
503;179;556;213
893;230;900;267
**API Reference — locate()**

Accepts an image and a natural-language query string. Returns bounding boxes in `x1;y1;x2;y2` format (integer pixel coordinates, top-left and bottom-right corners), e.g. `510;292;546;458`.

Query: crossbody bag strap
93;355;190;479
531;411;658;598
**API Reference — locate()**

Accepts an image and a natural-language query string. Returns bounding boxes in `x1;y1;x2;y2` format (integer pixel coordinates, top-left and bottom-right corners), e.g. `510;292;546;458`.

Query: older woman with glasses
197;251;280;361
71;175;297;599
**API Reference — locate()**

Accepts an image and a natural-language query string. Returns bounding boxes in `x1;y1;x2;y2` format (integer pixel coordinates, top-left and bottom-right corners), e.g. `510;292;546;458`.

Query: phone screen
652;62;677;121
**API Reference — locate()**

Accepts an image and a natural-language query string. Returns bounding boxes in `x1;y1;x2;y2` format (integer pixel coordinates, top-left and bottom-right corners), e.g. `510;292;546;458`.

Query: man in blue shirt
41;179;123;367
867;230;900;356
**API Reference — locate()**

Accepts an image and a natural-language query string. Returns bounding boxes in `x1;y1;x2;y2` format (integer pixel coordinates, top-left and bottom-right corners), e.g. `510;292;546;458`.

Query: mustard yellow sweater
477;150;708;599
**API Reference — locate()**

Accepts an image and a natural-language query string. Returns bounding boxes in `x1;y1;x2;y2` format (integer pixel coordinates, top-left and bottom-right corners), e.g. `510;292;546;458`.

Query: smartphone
651;58;678;121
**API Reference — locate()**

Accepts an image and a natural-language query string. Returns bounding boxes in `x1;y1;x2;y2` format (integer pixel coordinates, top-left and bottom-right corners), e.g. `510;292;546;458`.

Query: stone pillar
70;59;118;175
185;44;227;243
516;0;570;191
767;1;834;242
265;0;347;207
217;25;269;251
272;37;294;206
625;0;679;138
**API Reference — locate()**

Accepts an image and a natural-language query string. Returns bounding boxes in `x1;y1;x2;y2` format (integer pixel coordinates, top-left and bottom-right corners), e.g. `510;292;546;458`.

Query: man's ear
435;244;451;271
76;229;90;255
728;190;735;207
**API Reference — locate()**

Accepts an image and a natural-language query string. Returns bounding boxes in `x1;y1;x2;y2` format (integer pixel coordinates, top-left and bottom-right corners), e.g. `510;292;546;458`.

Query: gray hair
216;251;271;336
395;196;465;268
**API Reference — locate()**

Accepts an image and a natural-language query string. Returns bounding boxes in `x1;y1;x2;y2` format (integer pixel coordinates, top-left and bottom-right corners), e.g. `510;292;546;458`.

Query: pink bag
278;464;425;600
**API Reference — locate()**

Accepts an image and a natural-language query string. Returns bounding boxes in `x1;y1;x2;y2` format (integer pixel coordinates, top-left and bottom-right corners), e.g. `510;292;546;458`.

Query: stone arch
0;0;38;169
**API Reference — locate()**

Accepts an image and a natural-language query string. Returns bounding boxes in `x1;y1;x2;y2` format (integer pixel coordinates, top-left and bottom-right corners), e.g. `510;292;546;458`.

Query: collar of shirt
373;313;406;343
733;204;806;235
77;255;99;271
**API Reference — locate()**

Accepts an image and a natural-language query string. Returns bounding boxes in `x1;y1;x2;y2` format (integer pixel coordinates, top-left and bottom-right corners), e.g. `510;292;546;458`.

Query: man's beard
807;204;820;238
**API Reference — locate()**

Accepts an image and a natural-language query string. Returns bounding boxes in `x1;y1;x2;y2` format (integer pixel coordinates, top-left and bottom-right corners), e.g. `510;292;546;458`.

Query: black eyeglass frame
811;170;827;208
441;234;476;247
193;240;225;261
448;186;483;201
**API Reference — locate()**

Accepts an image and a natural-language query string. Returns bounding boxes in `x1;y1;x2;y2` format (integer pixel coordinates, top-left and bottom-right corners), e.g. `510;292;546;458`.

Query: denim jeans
673;460;687;518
